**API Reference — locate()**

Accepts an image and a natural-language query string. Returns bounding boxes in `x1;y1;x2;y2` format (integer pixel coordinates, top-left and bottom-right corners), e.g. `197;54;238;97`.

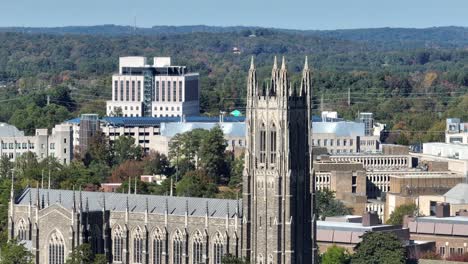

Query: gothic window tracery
153;229;164;264
213;232;225;264
113;225;124;262
259;123;266;164
173;230;183;264
48;230;65;264
192;230;204;264
270;123;277;164
133;227;144;263
17;218;28;241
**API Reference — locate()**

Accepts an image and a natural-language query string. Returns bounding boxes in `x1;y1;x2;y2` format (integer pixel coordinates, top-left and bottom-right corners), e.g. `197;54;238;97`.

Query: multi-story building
415;142;468;176
106;56;199;118
8;57;317;264
67;116;246;154
0;123;73;166
446;118;468;144
358;112;374;136
405;203;468;259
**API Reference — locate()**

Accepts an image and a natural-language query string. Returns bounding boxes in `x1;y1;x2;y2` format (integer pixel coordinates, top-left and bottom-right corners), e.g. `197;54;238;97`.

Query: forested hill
0;26;466;145
1;25;468;48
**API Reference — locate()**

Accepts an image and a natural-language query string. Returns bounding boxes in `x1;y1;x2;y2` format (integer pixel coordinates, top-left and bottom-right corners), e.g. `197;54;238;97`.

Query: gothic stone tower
243;56;314;264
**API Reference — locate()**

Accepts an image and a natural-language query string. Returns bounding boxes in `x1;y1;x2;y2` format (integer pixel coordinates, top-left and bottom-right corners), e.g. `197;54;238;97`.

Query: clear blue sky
2;0;467;30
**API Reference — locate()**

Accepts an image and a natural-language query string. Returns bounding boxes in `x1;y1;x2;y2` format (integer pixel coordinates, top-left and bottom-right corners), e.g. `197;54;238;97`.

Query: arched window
113;225;124;262
133;227;144;263
259;123;266;163
48;231;65;264
270;123;277;164
213;232;225;264
173;230;183;264
17;218;28;241
153;229;164;264
193;231;204;264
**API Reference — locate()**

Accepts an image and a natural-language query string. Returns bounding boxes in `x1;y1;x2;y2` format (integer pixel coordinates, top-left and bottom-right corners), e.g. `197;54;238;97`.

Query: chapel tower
242;56;315;264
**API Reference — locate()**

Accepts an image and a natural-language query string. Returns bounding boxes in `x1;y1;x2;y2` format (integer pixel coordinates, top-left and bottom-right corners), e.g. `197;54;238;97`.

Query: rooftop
16;188;241;219
0;123;25;137
444;183;468;204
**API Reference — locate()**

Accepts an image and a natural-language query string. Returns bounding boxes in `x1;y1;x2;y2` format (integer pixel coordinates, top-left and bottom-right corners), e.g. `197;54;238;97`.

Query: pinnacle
304;56;309;69
273;56;278;69
281;56;286;70
250;56;255;70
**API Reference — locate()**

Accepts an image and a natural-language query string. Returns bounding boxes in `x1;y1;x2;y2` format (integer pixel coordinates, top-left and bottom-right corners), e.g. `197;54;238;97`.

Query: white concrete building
0;123;73;166
446;118;468;144
106;56;199;118
412;142;468;176
312;121;380;154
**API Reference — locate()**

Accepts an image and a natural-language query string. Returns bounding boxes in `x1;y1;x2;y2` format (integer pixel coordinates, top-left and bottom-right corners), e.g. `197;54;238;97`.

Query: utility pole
320;93;324;113
348;87;351;106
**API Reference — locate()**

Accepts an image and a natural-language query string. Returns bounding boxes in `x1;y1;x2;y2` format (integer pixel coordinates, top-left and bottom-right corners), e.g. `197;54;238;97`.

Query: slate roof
16;188;242;219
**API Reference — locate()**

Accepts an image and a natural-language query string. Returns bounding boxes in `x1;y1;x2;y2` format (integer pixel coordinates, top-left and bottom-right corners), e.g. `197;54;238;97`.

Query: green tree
316;189;353;220
0;156;13;178
67;243;93;264
387;203;417;226
112;136;143;165
199;126;228;183
322;245;351;264
143;151;172;175
0;239;33;264
176;169;218;197
84;133;113;166
221;254;249;264
351;232;406;264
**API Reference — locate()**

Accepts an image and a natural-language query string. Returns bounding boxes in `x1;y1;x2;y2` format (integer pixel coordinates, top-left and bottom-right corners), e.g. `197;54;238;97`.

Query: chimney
362;211;380;226
435;203;450;218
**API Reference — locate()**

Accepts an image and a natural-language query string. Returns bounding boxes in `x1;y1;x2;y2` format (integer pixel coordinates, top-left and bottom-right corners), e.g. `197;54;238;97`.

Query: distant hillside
1;25;467;48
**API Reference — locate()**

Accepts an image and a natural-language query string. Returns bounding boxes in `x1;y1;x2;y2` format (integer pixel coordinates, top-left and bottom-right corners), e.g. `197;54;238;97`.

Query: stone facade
242;57;315;264
8;57;316;264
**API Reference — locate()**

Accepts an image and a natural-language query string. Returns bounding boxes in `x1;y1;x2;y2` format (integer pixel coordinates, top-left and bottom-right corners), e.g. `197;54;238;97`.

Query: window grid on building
131;81;136;101
48;231;65;264
173;231;183;264
162;82;165;102
167;81;171;102
114;81;118;101
133;228;143;263
193;232;204;264
153;231;164;264
213;233;224;264
113;226;124;262
137;81;141;101
126;81;130;101
120;81;124;101
179;81;183;102
270;124;277;164
173;81;177;102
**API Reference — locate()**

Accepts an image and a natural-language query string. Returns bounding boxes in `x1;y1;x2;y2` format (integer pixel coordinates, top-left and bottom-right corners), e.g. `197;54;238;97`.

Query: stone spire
270;56;280;96
300;56;312;97
278;56;289;100
247;56;257;101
